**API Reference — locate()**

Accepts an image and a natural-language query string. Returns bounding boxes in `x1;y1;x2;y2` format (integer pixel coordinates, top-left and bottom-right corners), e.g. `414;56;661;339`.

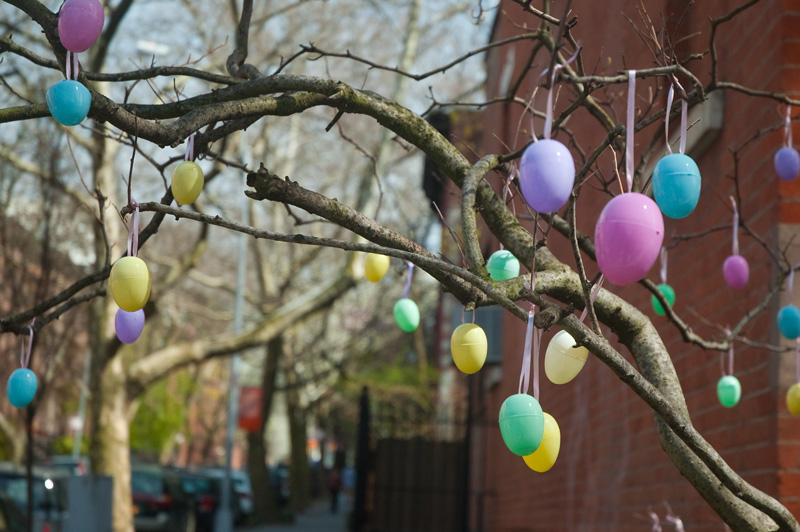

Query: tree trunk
286;363;310;513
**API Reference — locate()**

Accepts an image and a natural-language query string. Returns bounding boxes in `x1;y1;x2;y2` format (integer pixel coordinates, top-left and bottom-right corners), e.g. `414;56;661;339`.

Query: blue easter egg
778;305;800;339
7;369;37;408
46;80;91;126
775;147;800;181
652;153;701;219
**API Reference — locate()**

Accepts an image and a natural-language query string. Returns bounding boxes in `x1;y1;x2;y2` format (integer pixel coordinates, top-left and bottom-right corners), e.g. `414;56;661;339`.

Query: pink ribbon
665;514;684;532
543;46;582;140
499;169;518;250
721;327;733;377
518;309;535;395
659;247;668;284
795;338;800;383
579;274;604;323
626;70;636;193
785;105;793;149
184;133;196;162
648;510;662;532
65;51;80;81
20;318;35;369
730;196;739;256
126;201;140;258
664;80;688;155
402;262;414;298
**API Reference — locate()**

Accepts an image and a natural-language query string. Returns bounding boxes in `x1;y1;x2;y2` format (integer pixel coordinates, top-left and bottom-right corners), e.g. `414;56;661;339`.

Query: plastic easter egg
498;393;544;456
46;80;91;126
519;139;575;213
393;298;420;332
58;0;104;52
787;383;800;415
523;412;560;472
109;256;151;312
723;255;749;290
594;193;664;286
486;250;520;281
544;330;589;385
775;147;800;182
651;284;676;316
7;369;37;408
717;375;741;408
115;308;145;344
652;153;701;219
450;323;488;374
778;305;800;339
364;253;390;282
171;161;205;204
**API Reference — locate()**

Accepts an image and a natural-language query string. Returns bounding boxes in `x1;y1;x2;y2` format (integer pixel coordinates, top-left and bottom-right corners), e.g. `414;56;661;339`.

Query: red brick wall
466;1;800;530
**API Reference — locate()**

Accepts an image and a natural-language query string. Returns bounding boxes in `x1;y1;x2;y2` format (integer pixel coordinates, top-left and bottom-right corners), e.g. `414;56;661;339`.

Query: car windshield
0;475;62;512
131;472;165;496
180;476;215;496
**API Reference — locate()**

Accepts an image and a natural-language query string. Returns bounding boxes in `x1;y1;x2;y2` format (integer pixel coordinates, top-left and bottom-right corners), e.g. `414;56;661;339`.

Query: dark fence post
352;386;370;532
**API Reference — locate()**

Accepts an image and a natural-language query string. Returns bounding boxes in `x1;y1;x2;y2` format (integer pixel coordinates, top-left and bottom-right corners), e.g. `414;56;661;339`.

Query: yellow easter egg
523;412;560;472
545;330;589;385
450;323;488;374
365;253;390;282
109;256;151;312
787;383;800;415
171;161;204;204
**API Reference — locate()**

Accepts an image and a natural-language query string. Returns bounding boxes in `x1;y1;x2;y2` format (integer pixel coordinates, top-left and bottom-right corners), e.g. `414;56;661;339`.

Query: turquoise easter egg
652;153;701;219
778;305;800;339
46;80;91;126
7;369;37;408
498;393;544;456
486;250;520;281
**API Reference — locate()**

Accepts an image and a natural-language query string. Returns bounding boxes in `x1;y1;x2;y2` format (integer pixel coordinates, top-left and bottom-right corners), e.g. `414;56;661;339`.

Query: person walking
327;466;342;514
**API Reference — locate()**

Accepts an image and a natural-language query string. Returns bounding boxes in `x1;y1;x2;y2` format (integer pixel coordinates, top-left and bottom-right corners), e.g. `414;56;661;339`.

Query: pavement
237;497;350;532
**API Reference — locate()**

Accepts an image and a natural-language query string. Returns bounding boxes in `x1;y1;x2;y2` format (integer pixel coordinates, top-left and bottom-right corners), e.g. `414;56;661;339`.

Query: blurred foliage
50;435;88;456
130;371;193;456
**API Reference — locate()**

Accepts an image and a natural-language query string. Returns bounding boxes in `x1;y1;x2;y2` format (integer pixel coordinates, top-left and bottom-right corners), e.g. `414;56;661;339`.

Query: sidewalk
237;498;350;532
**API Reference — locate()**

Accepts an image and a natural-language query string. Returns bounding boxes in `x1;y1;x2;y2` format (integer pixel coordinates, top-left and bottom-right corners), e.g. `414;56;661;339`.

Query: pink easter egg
58;0;104;53
594;193;664;286
723;254;749;290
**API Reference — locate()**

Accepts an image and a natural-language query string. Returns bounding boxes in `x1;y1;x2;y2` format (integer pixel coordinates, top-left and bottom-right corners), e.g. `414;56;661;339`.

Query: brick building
433;1;800;531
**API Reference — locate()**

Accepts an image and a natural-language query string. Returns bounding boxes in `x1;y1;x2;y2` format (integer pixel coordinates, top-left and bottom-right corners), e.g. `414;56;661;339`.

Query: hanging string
648;510;662;532
785;105;793;149
543;46;582;140
664;79;688;155
402;262;415;298
518;309;535;395
659;247;668;285
579;274;605;323
20;318;35;369
795;338;800;384
532;321;542;401
665;514;684;532
126;201;140;258
65;51;80;81
499;169;518;251
625;70;636;193
721;328;733;377
730;196;739;256
184;132;196;162
460;308;477;324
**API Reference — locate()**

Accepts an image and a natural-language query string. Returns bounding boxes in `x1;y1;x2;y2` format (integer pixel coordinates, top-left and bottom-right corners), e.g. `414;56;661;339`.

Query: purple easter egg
775;147;800;181
115;308;145;344
519;139;575;213
594;193;664;286
723;254;749;290
58;0;105;53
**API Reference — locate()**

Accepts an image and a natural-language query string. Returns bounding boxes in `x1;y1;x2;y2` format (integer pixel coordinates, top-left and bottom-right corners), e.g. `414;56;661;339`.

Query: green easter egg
651;284;675;316
486;250;520;281
717;375;741;408
498;393;544;456
393;298;420;332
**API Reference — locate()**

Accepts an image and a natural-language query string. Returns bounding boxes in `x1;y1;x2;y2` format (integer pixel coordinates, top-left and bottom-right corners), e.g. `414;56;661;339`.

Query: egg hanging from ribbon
594;193;664;286
652;153;701;219
498;393;544;456
544;330;588;385
109;256;151;312
115;308;145;344
717;375;741;408
486;249;520;281
364;253;390;282
58;0;104;53
46;80;91;126
722;254;749;290
7;369;37;408
393;298;420;332
523;412;560;472
519;139;575;213
778;305;800;340
171;161;205;205
651;284;676;316
775;147;800;182
787;383;800;415
450;323;487;374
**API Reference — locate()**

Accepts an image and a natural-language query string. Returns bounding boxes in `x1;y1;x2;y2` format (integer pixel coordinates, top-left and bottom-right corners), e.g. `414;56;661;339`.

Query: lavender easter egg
115;308;145;344
58;0;105;53
652;153;701;219
723;254;749;290
519;139;575;213
7;369;37;408
46;80;91;126
775;147;800;182
594;193;664;286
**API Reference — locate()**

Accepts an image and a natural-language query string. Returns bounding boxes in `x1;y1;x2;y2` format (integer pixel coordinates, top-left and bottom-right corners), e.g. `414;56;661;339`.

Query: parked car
0;463;66;532
131;464;195;532
201;468;252;525
175;471;218;532
0;490;26;532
